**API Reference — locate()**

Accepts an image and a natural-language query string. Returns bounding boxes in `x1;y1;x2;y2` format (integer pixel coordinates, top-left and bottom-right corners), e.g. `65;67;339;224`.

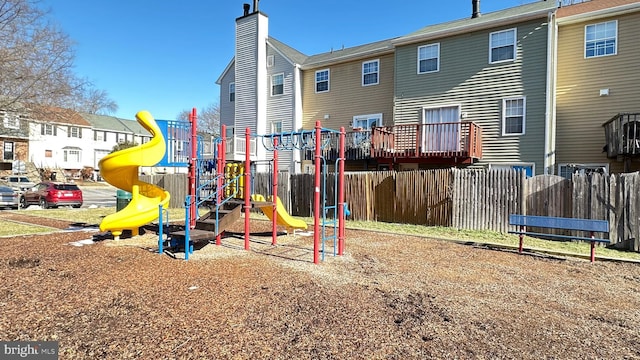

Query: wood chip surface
1;213;639;359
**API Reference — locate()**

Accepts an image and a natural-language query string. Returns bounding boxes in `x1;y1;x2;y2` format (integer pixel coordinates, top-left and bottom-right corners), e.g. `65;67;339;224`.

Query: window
558;163;608;179
585;20;617;58
45;150;52;158
3;142;14;161
68;126;81;138
422;106;461;152
271;120;282;134
490;28;516;63
502;97;525;135
94;130;107;141
226;126;234;139
271;73;284;96
117;133;127;143
352;114;382;145
362;60;380;86
267;55;274;67
315;69;329;93
362;59;379;86
63;149;81;162
418;43;440;73
42;124;56;136
229;82;235;102
3;112;19;129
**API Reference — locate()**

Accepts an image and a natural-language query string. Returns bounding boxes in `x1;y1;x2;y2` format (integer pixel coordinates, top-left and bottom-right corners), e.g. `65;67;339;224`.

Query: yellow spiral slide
99;110;170;238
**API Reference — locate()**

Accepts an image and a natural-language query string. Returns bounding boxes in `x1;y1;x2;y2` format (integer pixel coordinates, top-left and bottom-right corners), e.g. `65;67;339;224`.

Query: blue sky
41;0;535;121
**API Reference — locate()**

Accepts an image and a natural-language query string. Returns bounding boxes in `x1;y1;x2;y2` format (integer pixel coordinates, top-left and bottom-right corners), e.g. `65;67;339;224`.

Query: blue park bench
508;215;610;263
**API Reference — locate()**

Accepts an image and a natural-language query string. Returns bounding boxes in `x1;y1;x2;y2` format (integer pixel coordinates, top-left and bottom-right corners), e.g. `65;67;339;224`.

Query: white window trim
315;69;330;93
352;113;383;129
362;59;380;87
271;73;284;96
3;113;19;129
267;55;274;67
229;82;235;102
417;43;440;74
489;28;517;64
502;96;526;136
584;20;617;59
558;163;609;178
271;120;282;134
69;126;81;138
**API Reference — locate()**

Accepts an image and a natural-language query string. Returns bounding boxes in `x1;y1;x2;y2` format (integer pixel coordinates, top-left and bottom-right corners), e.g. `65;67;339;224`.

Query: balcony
308;121;482;165
602;113;640;158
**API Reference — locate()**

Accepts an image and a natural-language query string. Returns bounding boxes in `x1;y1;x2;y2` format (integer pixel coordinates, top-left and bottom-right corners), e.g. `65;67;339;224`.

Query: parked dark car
0;185;20;209
1;175;35;191
20;182;83;209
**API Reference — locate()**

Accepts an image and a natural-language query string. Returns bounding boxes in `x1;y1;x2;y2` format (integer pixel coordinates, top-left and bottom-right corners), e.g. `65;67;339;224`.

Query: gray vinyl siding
395;19;549;174
556;12;640;174
266;46;295;169
301;53;394;130
235;15;259;132
219;64;235;133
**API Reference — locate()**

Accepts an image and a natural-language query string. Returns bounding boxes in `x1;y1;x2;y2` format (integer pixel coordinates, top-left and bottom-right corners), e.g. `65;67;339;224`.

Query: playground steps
169;203;242;243
196;203;242;233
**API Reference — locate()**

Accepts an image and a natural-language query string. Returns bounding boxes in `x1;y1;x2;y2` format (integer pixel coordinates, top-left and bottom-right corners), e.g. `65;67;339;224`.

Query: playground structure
167;113;346;264
98;108;346;264
98;111;171;239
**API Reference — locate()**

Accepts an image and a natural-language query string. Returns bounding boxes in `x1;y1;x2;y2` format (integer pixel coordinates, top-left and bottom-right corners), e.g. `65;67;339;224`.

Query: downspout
292;64;303;174
544;10;557;175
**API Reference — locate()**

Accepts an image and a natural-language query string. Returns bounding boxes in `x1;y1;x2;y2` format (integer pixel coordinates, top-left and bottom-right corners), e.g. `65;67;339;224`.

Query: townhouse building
555;0;640;175
219;1;557;175
219;0;640;176
0;108;30;174
1;105;182;181
27;106;93;178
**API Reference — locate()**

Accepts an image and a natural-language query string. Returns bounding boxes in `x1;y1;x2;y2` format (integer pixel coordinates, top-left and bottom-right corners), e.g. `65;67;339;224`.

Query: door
352;114;382;152
422;106;460;152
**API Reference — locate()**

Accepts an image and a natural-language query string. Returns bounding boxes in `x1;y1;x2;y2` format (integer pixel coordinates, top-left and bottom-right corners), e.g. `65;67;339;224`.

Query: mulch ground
1;212;639;359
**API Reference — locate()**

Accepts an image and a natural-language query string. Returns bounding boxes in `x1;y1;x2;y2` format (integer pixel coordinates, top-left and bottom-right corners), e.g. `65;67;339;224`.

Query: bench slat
507;231;610;243
509;215;609;232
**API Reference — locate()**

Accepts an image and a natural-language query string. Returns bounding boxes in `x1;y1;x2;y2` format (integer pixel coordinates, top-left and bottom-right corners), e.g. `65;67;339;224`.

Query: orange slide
99;110;170;238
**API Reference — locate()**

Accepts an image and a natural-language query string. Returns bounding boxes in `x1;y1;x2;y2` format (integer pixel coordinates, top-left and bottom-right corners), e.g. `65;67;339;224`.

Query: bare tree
0;0;116;114
70;86;118;115
176;103;220;136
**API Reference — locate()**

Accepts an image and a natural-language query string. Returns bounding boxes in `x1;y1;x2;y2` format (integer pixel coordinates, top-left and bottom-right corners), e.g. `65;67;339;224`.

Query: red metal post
189;108;198;229
272;137;278;245
244;127;251;251
338;127;345;255
313;121;321;264
590;231;595;263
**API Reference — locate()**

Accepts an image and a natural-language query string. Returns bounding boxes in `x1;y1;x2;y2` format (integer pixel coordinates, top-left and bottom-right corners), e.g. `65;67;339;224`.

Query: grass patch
0;220;55;236
7;208;640;261
12;207;198;226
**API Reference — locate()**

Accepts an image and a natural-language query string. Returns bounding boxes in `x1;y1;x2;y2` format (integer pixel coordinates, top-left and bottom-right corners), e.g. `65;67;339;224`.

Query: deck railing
602;113;640;158
309;122;482;163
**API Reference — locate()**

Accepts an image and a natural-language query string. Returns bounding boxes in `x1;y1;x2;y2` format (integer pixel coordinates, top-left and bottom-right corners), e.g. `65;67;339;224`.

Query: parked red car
20;182;83;209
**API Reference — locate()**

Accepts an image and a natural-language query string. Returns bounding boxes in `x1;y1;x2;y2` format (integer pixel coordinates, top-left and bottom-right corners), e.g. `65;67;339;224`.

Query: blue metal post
158;204;164;254
185;195;191;260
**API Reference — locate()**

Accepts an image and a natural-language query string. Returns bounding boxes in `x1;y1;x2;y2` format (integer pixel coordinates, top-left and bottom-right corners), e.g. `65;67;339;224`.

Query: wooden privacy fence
144;169;640;252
